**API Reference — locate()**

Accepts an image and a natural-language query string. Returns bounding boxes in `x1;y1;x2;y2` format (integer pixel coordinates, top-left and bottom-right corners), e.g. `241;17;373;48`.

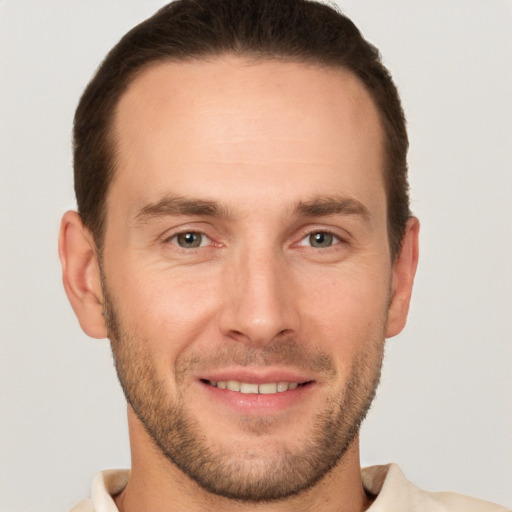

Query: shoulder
69;469;129;512
363;464;510;512
69;498;94;512
426;491;511;512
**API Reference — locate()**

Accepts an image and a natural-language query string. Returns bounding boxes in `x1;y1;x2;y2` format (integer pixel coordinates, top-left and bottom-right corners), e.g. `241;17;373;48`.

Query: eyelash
164;231;213;249
162;228;345;251
295;229;344;250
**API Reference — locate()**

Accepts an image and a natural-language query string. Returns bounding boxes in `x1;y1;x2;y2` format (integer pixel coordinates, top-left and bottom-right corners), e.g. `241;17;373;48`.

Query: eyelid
159;223;224;251
297;230;340;248
167;231;210;248
160;223;207;241
293;225;349;246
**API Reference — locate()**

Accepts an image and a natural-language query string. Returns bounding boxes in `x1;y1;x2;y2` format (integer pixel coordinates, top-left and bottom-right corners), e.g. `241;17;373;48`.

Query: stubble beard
102;285;385;502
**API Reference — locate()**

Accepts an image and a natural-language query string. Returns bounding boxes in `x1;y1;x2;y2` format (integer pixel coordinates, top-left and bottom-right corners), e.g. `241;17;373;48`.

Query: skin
59;57;419;512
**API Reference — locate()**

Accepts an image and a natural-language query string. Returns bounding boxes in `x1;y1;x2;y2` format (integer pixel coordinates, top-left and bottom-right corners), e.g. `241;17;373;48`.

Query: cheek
111;264;223;351
297;264;390;364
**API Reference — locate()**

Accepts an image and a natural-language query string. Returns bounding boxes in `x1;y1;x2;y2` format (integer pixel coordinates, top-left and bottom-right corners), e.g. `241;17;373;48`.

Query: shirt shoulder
363;464;510;512
69;498;94;512
427;491;511;512
69;469;129;512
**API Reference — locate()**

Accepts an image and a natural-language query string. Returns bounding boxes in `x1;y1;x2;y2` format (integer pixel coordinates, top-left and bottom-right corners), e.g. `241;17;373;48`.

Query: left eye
170;232;209;249
299;231;340;248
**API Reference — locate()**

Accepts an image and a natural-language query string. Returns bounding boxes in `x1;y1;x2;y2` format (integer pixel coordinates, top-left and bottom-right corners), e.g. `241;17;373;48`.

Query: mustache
175;338;337;378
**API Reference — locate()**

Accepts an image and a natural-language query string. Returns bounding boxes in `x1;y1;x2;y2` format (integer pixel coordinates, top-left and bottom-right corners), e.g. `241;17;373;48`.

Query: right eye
297;231;340;249
168;232;210;249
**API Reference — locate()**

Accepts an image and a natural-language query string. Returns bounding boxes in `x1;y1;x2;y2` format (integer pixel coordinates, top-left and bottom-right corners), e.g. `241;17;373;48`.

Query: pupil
178;232;201;248
311;232;332;247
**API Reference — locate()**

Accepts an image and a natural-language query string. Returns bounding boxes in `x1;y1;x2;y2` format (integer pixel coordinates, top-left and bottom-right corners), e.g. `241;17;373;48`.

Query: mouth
201;379;311;394
198;374;316;415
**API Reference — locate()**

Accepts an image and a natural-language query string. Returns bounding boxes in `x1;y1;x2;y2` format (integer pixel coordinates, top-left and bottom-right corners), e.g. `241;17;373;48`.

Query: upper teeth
209;380;299;394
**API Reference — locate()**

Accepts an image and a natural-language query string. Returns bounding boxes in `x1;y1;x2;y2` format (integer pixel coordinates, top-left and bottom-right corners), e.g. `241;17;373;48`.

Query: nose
218;246;299;346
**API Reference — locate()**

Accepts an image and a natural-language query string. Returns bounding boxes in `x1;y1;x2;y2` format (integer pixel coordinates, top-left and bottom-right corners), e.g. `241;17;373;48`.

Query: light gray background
1;1;511;511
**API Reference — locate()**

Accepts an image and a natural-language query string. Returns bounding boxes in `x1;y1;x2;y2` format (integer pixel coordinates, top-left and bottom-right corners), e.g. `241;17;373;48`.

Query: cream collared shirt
70;464;510;511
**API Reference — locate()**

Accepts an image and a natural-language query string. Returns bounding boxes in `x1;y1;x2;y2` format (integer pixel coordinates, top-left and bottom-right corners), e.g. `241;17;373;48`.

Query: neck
115;408;373;512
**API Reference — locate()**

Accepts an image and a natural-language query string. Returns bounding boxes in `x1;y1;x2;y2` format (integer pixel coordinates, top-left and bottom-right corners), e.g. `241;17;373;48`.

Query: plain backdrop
1;1;511;511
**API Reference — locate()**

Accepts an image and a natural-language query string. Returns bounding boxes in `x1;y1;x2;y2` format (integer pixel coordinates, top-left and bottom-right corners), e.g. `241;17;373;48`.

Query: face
99;57;401;501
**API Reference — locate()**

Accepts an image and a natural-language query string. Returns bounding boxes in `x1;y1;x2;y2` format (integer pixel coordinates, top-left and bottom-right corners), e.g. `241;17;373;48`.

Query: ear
58;211;108;339
386;217;420;338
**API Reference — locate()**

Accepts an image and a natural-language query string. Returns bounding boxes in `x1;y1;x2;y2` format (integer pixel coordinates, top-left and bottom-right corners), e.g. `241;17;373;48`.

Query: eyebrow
134;195;230;223
294;196;371;221
134;194;370;224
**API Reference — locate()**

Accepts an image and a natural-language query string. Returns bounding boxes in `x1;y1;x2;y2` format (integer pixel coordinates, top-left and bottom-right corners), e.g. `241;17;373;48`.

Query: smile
205;380;305;394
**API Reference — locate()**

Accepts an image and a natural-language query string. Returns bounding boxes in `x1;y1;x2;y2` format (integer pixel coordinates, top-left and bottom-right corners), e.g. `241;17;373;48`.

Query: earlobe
386;217;420;339
58;211;108;339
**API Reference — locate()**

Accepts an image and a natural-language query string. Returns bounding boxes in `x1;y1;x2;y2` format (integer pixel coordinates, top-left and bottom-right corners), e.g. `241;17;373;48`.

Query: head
73;0;410;260
60;0;419;504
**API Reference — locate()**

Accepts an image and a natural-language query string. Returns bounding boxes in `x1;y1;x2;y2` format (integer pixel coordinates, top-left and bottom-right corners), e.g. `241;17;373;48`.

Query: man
58;0;508;510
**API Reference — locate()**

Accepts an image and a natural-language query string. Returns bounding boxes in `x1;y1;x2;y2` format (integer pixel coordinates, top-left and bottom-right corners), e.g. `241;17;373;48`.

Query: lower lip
199;381;315;415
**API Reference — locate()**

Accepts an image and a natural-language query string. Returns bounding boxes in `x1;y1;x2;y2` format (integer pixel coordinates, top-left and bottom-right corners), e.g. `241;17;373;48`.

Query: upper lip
198;368;315;385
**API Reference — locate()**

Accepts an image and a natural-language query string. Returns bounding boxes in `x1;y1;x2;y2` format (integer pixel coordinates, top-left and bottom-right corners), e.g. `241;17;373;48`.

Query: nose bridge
219;240;297;345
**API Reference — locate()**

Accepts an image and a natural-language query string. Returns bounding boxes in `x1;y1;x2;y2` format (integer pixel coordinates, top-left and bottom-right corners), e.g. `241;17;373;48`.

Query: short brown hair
74;0;410;258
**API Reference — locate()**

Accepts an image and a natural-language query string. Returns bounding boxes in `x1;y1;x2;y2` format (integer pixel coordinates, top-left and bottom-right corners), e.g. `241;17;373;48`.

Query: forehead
109;56;385;220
